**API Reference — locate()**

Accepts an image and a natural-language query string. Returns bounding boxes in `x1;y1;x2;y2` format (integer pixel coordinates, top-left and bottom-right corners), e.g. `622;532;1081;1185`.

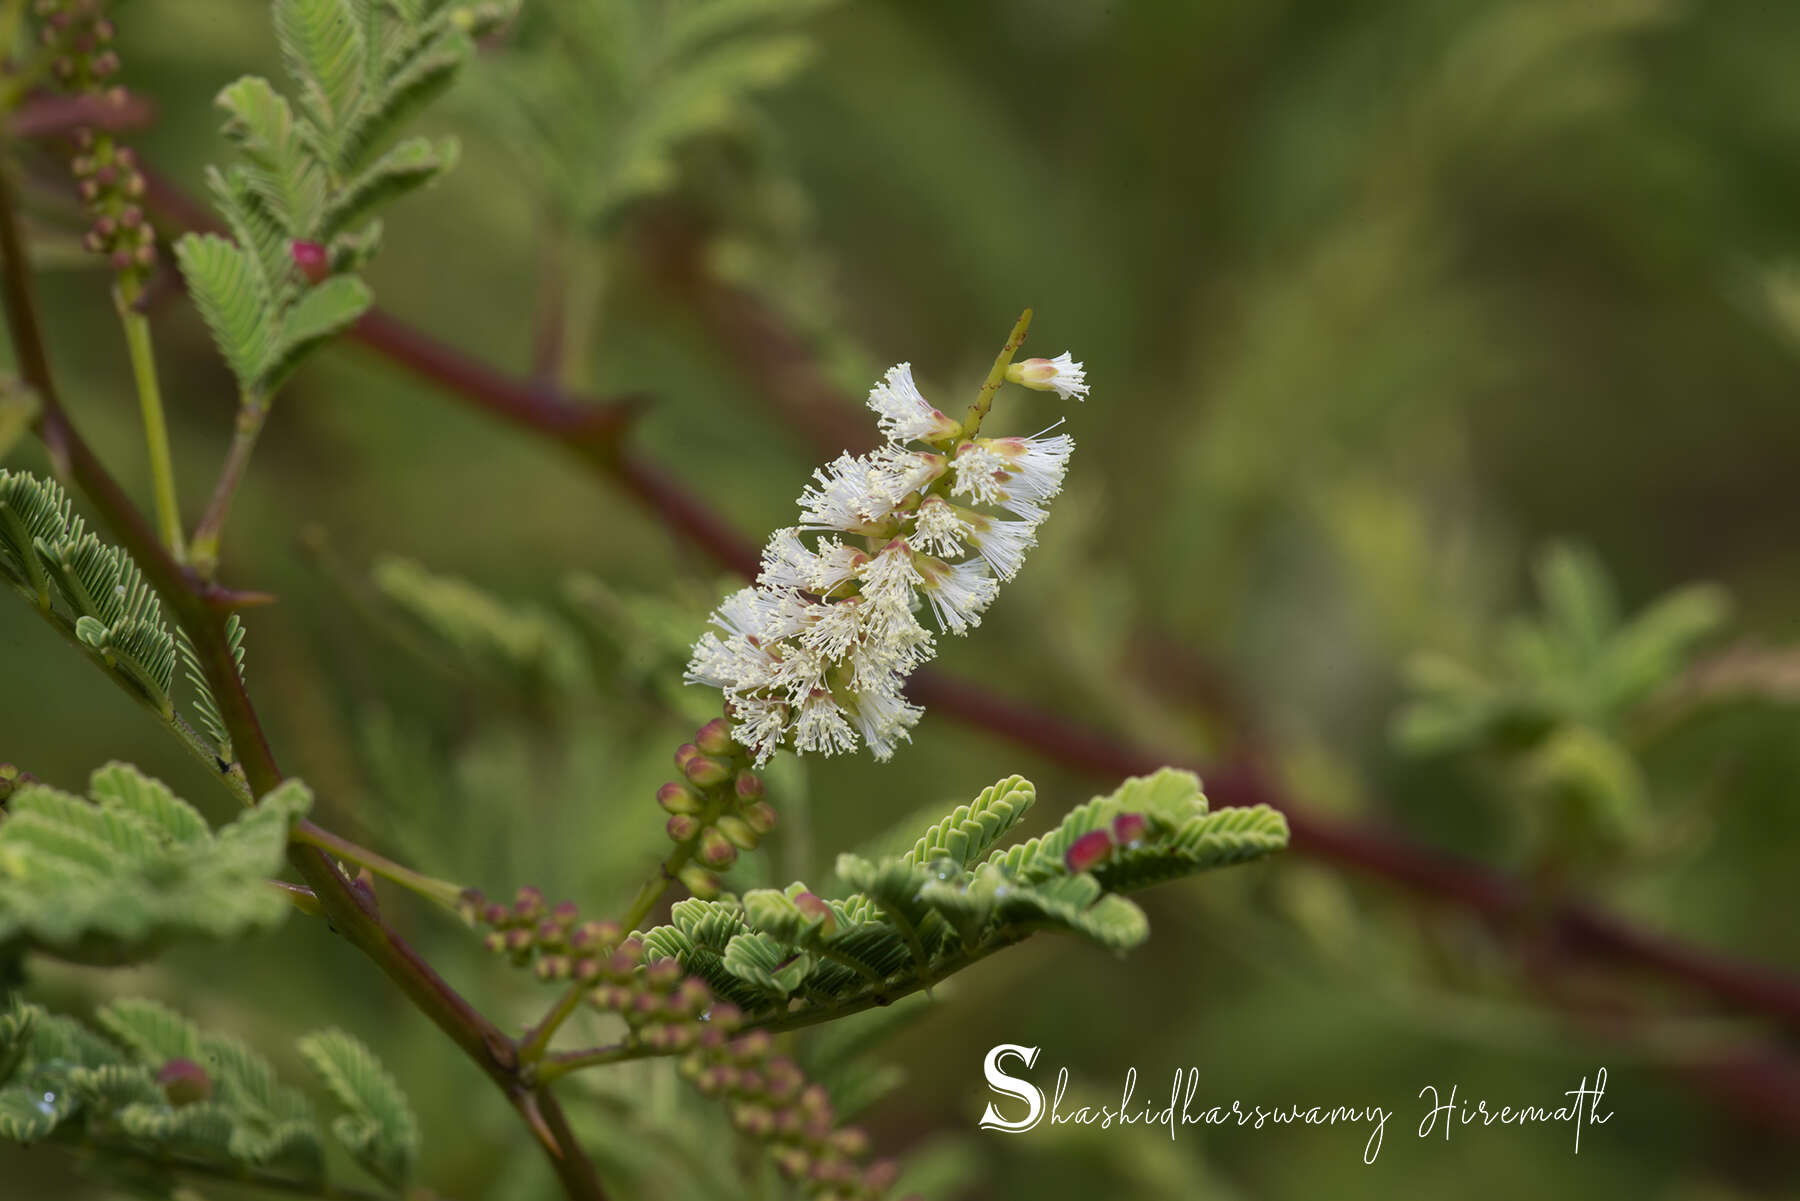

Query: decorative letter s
979;1044;1044;1133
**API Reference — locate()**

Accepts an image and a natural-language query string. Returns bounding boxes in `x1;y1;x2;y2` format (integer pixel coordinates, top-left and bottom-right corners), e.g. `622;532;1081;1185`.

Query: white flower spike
685;312;1090;764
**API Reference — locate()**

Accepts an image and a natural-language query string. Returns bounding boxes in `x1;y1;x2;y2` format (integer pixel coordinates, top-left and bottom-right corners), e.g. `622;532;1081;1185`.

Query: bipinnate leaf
638;769;1286;1027
0;766;311;963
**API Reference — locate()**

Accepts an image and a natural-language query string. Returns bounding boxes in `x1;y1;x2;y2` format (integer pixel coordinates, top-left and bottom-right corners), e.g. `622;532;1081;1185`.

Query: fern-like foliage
296;1028;421;1190
1;469;248;761
0;996;420;1197
177;0;517;398
1;469;179;718
462;0;833;231
177;614;249;762
637;770;1287;1028
0;764;310;964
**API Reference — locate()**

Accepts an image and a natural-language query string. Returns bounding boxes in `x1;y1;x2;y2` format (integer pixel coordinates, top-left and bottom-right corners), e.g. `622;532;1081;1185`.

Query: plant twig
188;389;268;576
113;275;184;557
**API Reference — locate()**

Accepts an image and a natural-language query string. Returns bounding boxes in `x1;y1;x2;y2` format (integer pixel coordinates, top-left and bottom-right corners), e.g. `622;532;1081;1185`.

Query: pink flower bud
290;239;329;284
793;891;837;936
1064;829;1114;874
697;827;738;870
676;864;720;900
684;754;731;789
715;814;759;851
674;743;700;770
666;813;701;843
657;780;702;814
157;1058;213;1107
695;717;734;755
734;770;765;801
742;800;777;835
1111;812;1148;847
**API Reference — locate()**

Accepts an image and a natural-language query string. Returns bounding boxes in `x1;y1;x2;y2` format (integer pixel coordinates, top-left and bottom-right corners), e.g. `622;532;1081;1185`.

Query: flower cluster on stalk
35;0;156;282
686;336;1089;764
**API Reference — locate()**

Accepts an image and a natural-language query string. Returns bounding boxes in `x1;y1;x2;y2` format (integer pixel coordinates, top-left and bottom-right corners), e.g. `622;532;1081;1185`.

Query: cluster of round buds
681;1030;906;1201
658;717;778;900
0;763;37;807
586;950;723;1051
1063;811;1150;875
462;884;608;979
35;1;154;280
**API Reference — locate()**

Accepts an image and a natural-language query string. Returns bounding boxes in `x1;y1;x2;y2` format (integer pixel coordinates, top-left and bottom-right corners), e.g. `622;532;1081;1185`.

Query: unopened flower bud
157;1058;213;1107
666;813;701;843
290;239;329;284
511;886;545;923
771;1147;810;1181
715;814;759;851
863;1159;901;1192
741;800;777;835
675;977;712;1015
684;754;731;789
573;958;602;983
534;955;571;982
674;743;700;771
1064;828;1113;874
829;1126;871;1157
731;1030;773;1063
707;1002;744;1031
792;891;836;936
697;827;738;870
679;864;723;899
734;769;764;801
535;921;566;951
504;927;535;958
1111;812;1148;847
482;901;511;928
482;930;508;954
590;983;632;1011
657;780;702;814
644;958;683;991
695;717;734;756
456;888;486;924
568;920;619;955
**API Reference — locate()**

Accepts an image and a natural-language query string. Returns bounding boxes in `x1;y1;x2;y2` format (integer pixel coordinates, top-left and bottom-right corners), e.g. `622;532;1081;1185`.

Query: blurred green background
5;0;1800;1197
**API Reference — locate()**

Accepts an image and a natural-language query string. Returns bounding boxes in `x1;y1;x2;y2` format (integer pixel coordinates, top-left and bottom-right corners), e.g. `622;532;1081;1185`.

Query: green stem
955;308;1032;442
188;390;269;578
114;277;184;559
290;820;468;911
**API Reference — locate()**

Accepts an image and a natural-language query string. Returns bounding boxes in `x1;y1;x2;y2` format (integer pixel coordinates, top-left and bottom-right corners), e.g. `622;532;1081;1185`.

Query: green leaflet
297;1028;420;1189
0;765;310;964
901;774;1034;870
637;770;1288;1027
0;996;413;1193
